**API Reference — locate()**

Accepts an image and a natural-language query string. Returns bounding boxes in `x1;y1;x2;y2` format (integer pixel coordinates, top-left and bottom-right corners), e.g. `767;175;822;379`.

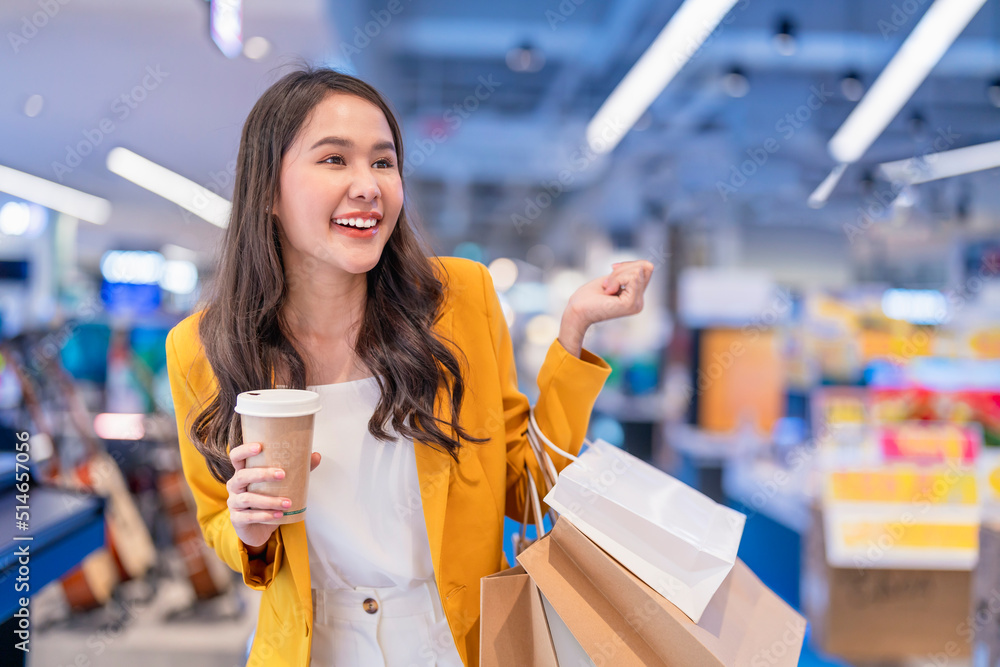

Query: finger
611;271;646;306
614;260;654;281
603;262;649;295
228;491;292;512
603;261;630;289
611;260;643;271
227;466;285;494
230;442;262;470
620;265;650;287
232;508;285;524
310;452;322;472
602;273;623;295
607;270;637;296
638;260;654;285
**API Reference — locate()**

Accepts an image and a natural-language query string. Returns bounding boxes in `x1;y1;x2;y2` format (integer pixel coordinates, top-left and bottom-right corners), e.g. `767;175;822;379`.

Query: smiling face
273;92;403;278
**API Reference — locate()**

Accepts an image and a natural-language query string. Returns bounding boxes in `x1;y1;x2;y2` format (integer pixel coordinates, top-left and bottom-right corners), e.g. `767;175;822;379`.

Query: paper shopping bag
543;438;745;622
517;518;806;667
480;564;558;667
537;592;595;666
973;517;1000;664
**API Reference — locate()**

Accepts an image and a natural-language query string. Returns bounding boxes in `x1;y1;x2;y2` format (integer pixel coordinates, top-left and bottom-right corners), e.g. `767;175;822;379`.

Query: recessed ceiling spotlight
722;67;749;97
506;41;545;73
840;71;864;102
772;17;796;56
24;94;43;117
243;36;271;60
908;110;927;136
988;77;1000;108
859;169;876;194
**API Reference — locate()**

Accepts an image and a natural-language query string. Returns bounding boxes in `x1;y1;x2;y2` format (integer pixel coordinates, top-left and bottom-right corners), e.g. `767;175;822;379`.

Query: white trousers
309;580;464;666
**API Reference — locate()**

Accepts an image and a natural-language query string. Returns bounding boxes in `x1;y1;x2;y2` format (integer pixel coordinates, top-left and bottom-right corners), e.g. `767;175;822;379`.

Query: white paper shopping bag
543;438;746;623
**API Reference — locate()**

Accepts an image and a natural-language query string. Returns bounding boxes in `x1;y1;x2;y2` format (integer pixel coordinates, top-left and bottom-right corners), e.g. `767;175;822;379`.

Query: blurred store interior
1;0;1000;665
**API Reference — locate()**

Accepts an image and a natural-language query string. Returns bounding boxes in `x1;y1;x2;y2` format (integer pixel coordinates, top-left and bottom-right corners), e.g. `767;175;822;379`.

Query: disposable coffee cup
235;389;321;525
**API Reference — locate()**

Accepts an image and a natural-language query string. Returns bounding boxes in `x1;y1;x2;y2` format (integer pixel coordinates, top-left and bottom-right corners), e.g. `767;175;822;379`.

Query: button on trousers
309;581;460;666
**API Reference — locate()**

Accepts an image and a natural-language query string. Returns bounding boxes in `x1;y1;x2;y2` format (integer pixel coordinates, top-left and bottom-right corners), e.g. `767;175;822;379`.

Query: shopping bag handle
526;418;558;489
518;464;547;547
528;407;590;463
516;404;592;552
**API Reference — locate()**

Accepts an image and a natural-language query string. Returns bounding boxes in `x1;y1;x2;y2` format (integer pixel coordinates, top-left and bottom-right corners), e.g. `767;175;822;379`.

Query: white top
304;377;464;666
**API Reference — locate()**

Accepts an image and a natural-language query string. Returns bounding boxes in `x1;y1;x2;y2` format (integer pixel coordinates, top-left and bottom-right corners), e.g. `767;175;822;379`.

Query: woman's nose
349;168;380;201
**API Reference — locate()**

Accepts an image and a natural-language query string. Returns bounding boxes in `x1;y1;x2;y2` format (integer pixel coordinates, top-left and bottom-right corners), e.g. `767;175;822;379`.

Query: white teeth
334;217;377;228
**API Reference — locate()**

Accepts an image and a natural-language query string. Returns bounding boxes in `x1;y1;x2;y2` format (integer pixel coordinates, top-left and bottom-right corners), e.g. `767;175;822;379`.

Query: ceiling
2;0;999;275
1;0;330;266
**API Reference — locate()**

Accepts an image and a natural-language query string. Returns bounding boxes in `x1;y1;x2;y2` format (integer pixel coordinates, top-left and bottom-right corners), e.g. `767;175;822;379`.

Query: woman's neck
281;265;369;384
284;273;366;337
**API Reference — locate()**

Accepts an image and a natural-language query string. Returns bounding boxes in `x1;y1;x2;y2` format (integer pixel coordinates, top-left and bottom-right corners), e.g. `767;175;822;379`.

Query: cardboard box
517;518;805;667
803;506;973;661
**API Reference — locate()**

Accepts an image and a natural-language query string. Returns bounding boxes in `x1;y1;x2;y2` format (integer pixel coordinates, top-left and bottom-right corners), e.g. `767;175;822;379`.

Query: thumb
602;275;621;295
310;452;322;471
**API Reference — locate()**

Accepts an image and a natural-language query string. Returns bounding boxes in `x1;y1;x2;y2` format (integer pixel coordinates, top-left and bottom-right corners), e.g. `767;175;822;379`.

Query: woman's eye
321;155;394;169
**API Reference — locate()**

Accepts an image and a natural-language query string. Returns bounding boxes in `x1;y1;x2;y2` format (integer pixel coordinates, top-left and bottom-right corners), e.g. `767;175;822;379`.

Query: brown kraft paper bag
480;564;558;667
517;518;806;667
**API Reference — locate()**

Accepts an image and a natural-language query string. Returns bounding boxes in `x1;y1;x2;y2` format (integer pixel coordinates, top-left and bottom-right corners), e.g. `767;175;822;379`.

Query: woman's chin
337;253;382;276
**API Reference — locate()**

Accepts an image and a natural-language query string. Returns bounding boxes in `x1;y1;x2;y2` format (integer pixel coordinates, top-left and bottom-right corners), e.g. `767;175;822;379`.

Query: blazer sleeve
477;262;612;521
165;326;284;591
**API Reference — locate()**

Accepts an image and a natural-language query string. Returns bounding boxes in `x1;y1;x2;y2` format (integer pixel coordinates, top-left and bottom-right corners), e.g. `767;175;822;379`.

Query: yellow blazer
165;256;611;666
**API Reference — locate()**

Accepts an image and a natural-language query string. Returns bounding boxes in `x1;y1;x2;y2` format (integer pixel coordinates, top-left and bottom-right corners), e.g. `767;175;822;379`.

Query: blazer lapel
414;307;456;576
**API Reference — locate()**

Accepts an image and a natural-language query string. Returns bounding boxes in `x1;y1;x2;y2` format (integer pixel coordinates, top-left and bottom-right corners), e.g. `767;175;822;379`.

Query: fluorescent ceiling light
807;163;847;208
160;243;198;261
0;164;110;224
106;147;231;227
828;0;988;165
586;0;740;154
879;138;1000;185
211;0;243;59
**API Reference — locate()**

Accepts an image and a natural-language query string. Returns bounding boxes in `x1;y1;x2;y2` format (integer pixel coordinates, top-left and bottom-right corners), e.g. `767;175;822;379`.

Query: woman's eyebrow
309;136;395;152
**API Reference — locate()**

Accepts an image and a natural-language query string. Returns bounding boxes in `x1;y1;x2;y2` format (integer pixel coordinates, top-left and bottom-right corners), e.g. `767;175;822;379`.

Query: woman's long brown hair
191;67;485;484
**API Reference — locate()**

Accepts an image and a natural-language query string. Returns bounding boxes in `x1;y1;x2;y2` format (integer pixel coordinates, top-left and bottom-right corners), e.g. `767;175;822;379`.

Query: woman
166;67;653;667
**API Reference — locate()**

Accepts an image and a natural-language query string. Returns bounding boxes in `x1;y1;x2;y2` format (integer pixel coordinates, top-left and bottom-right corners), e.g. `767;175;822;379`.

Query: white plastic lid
235;389;321;418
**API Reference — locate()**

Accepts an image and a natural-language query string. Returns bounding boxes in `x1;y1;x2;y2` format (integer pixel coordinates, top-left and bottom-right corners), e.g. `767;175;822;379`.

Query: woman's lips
331;218;381;238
